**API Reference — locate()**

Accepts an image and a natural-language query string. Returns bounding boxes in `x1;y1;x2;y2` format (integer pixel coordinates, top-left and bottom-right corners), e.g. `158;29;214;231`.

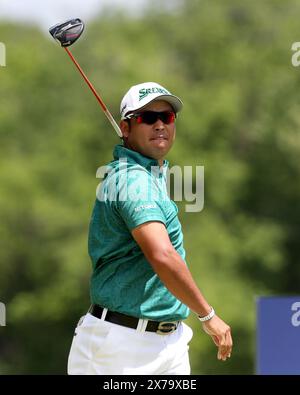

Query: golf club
49;18;122;137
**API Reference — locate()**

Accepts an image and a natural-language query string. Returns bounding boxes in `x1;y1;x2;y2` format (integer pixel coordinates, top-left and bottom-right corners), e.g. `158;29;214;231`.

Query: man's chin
150;139;170;151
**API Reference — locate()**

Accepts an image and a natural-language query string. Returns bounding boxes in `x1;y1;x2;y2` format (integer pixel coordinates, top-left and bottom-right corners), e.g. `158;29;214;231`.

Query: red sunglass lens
136;115;144;124
166;112;176;124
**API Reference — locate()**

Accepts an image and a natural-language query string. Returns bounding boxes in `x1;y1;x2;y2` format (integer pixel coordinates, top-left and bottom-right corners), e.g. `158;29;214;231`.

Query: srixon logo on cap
139;87;170;101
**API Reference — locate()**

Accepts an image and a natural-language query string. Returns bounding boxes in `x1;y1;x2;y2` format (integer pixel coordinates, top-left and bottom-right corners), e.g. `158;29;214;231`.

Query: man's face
120;100;176;164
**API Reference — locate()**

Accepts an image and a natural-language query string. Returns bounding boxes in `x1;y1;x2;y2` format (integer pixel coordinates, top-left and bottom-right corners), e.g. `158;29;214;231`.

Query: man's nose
154;119;165;130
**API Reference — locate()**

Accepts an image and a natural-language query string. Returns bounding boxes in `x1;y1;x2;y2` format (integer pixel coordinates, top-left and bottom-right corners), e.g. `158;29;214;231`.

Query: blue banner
257;296;300;375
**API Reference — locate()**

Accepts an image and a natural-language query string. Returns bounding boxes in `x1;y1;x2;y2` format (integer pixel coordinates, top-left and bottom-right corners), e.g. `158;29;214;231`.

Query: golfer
67;82;233;375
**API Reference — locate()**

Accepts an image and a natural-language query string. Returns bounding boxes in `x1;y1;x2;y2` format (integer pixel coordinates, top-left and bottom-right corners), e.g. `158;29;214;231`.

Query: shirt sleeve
115;167;167;231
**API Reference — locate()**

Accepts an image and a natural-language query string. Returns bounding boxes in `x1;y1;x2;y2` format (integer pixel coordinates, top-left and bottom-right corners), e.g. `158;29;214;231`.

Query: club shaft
64;47;122;137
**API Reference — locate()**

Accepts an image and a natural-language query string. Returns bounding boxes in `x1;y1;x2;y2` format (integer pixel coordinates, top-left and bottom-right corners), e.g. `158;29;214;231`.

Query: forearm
149;249;211;317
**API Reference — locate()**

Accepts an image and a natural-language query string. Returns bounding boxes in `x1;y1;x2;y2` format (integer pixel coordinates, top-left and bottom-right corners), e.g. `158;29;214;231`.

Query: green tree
1;0;300;374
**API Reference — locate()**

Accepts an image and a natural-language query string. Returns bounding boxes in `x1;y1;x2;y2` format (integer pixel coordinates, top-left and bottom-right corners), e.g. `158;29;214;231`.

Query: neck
122;142;164;167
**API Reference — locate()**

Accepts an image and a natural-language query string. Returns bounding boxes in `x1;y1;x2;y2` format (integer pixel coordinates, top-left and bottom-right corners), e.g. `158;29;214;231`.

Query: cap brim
140;94;183;114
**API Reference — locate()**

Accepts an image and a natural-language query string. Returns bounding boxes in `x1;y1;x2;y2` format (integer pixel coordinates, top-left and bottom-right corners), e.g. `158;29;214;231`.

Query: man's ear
120;120;130;139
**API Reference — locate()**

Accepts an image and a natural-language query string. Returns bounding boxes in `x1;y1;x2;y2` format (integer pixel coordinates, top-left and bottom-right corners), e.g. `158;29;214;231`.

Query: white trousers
67;312;193;375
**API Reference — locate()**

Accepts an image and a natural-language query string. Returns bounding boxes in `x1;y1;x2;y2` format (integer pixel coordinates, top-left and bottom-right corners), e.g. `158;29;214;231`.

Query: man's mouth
150;135;168;141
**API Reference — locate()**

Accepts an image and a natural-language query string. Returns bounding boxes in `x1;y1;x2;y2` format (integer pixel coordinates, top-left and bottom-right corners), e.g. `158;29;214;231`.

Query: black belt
89;304;179;335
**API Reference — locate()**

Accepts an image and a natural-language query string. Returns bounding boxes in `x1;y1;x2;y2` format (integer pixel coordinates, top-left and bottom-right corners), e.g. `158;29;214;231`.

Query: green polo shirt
88;144;189;321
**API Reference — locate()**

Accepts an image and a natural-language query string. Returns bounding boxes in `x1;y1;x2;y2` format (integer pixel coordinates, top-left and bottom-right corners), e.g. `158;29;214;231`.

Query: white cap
120;82;183;120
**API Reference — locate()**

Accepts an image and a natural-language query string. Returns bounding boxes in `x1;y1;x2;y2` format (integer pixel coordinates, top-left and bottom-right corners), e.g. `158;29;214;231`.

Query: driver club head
49;18;84;47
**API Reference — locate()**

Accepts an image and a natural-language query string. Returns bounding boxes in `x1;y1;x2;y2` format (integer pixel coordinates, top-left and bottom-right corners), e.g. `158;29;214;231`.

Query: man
67;82;232;375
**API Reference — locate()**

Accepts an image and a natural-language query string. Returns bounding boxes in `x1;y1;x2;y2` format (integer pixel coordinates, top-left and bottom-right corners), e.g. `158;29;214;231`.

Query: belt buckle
156;321;178;335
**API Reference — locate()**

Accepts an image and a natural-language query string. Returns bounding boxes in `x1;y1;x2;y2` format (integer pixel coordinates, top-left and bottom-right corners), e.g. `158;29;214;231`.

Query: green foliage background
1;0;300;374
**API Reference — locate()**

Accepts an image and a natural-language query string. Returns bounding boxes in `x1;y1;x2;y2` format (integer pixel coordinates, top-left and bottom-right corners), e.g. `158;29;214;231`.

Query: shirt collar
113;144;169;173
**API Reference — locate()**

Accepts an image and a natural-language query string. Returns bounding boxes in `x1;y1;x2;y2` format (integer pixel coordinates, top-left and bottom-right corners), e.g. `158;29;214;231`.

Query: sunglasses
127;111;176;125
